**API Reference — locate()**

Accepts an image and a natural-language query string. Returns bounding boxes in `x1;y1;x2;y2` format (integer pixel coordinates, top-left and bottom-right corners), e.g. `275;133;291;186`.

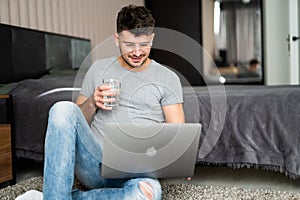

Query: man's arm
162;103;185;123
76;94;97;125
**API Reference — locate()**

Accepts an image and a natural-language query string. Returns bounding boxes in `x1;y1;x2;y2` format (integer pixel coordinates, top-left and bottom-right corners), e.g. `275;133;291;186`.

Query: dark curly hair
116;5;155;36
249;58;260;66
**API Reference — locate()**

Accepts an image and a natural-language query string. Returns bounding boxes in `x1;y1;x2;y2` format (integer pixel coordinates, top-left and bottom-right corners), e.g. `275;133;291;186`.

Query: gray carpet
1;176;300;200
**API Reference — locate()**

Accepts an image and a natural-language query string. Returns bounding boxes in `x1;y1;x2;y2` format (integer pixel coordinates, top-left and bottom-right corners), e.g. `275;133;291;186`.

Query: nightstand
0;94;15;185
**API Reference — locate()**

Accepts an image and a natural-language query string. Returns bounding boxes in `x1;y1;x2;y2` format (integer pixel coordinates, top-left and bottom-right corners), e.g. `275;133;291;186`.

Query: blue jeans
43;101;162;200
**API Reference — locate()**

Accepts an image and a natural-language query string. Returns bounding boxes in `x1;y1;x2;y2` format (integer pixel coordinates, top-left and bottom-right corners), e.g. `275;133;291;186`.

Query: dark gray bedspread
8;75;77;161
183;85;300;179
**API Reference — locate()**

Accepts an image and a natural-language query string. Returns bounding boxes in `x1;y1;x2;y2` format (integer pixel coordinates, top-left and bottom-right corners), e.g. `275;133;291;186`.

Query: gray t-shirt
80;57;183;143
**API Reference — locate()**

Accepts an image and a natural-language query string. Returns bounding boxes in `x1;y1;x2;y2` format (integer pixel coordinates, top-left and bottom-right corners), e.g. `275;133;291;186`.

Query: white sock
15;190;43;200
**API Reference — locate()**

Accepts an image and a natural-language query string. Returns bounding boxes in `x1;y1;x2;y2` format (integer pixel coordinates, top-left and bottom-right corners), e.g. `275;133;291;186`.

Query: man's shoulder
93;57;117;66
151;59;179;78
88;57;117;72
152;60;180;81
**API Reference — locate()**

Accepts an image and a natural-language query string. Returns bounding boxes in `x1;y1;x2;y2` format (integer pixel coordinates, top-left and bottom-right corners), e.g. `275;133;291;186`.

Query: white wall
298;0;300;82
201;0;215;76
263;0;290;85
0;0;144;49
1;0;297;86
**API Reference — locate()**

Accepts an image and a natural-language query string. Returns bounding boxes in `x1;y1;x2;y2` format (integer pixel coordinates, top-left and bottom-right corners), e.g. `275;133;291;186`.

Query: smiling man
43;5;184;200
116;31;154;69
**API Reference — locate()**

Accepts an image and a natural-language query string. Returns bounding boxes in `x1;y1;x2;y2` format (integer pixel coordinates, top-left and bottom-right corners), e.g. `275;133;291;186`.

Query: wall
201;0;215;76
298;1;300;79
263;0;290;85
1;0;297;85
145;0;204;86
0;0;144;49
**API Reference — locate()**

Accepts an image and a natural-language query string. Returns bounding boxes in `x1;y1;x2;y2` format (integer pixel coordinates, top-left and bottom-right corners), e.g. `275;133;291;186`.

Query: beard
120;53;148;69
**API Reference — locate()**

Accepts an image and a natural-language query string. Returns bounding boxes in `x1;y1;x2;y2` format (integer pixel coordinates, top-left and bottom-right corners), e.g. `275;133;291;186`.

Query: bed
0;71;79;160
0;24;90;161
2;77;300;179
183;85;300;179
1;24;299;180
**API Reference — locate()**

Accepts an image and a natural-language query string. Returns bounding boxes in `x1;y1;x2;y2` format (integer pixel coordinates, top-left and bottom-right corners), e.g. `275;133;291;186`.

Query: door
289;0;300;84
264;0;299;85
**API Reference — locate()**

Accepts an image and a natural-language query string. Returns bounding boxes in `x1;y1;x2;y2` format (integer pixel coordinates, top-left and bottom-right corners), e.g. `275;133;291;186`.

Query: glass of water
102;78;121;107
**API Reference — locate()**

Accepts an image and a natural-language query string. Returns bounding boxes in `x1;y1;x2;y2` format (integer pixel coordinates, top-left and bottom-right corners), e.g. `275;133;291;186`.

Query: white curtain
215;2;262;66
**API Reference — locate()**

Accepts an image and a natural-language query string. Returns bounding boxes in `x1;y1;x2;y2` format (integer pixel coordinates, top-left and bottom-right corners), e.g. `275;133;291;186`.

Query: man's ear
151;33;155;41
114;33;119;47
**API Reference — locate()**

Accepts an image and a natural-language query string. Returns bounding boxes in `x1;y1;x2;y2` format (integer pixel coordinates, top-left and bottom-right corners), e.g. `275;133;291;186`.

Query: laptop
101;123;202;179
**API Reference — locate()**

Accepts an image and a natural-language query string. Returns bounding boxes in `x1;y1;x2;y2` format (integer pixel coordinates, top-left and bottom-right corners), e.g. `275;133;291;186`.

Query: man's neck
117;57;151;72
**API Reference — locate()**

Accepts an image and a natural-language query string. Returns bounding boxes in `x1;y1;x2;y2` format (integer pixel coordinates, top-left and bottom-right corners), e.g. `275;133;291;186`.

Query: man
43;5;184;200
237;58;261;78
248;58;260;76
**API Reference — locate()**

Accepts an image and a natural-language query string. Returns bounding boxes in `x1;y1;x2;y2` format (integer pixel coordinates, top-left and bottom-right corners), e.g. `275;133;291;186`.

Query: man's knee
49;101;79;126
139;180;161;200
139;181;153;200
50;101;78;115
